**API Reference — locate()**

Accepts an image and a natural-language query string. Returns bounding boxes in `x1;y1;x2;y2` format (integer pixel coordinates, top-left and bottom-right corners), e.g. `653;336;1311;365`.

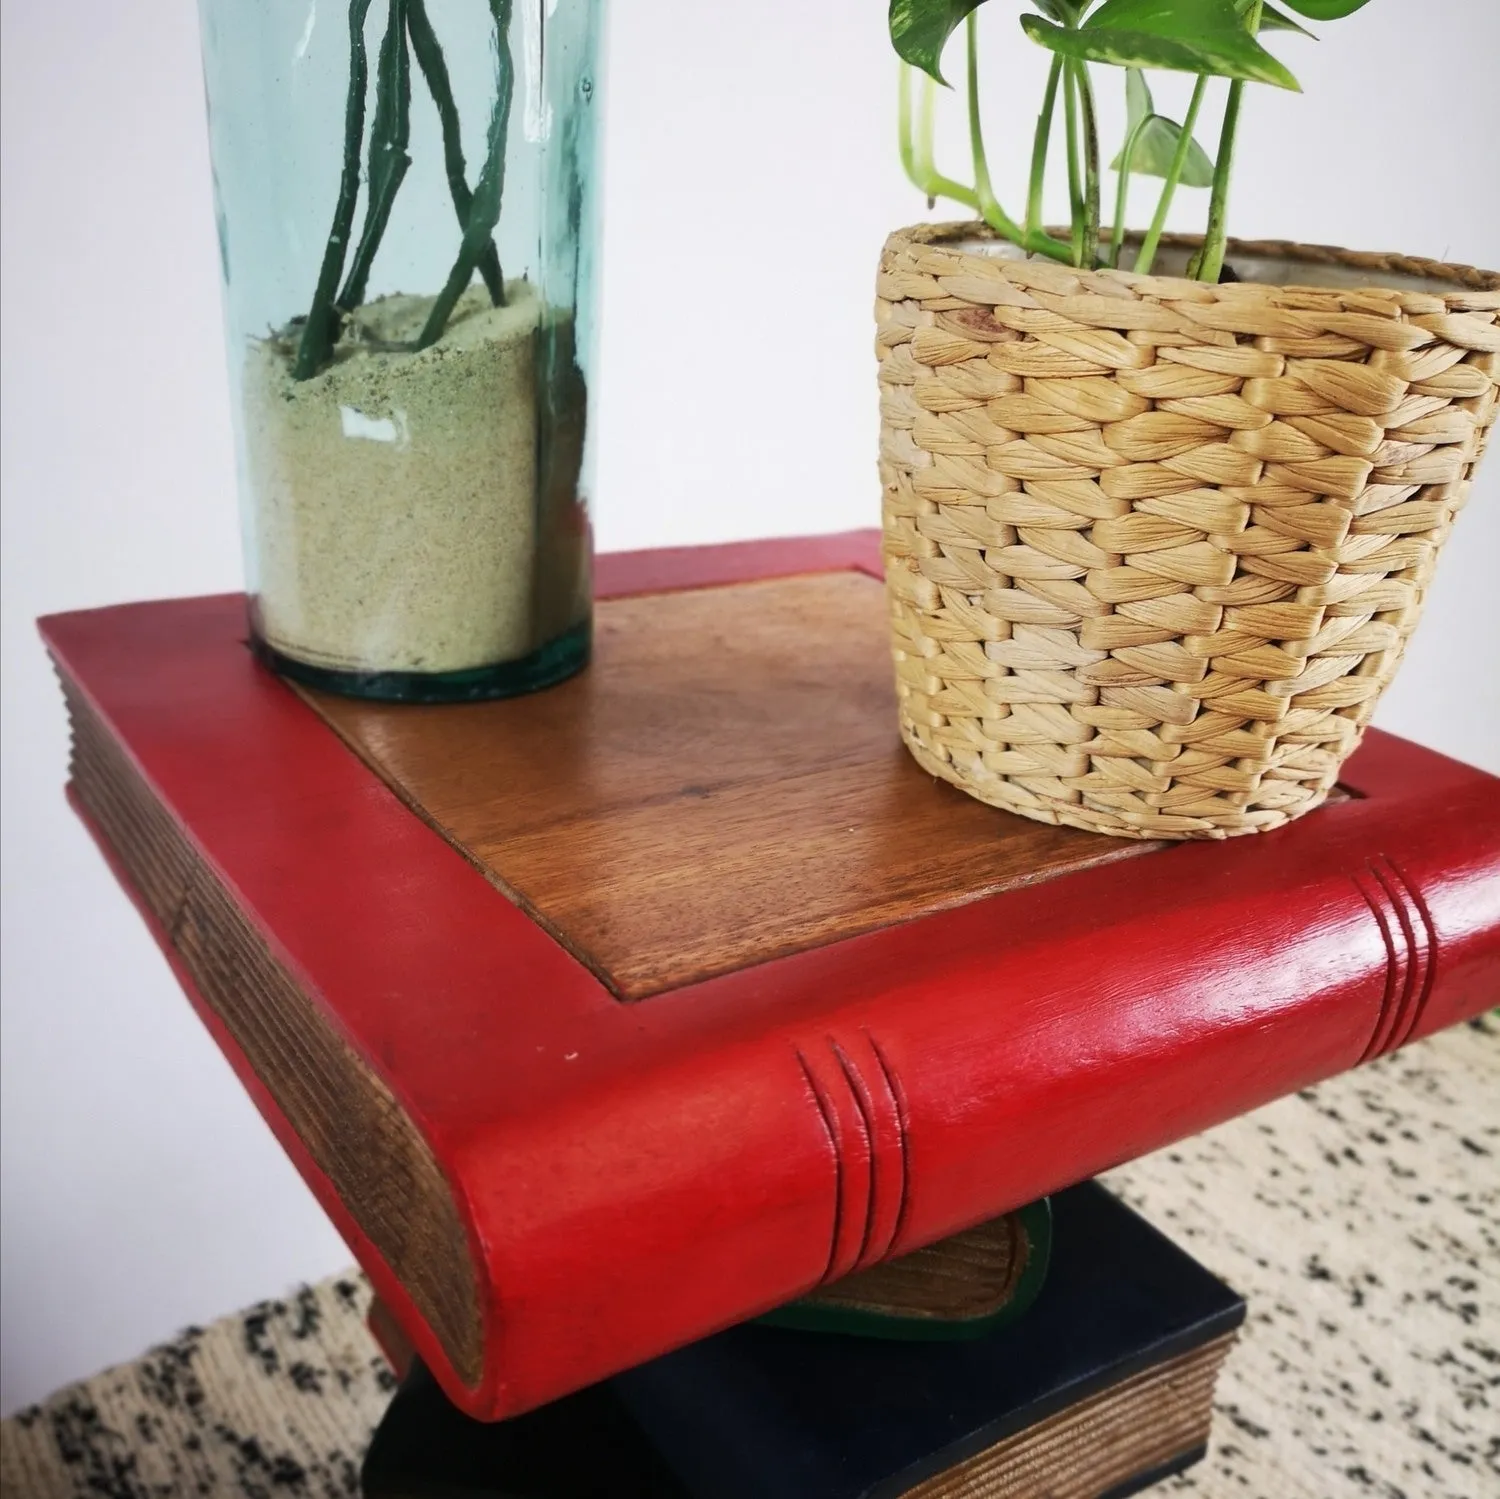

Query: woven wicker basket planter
877;224;1500;840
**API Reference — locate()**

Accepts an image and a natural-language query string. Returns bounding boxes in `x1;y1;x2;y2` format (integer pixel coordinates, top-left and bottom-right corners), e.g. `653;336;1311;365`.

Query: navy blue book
362;1362;690;1498
612;1182;1245;1499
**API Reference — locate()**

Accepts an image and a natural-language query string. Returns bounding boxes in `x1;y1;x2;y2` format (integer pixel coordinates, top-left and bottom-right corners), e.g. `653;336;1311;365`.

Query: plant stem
1134;74;1207;276
899;62;919;191
894;38;1070;264
1192;92;1241;281
1109;113;1150;269
1075;60;1101;270
294;0;375;380
965;13;1014;238
1025;230;1080;265
1062;60;1085;265
407;0;505;305
1192;0;1262;281
913;69;979;210
961;14;1074;267
1026;57;1063;243
339;0;413;312
415;0;515;350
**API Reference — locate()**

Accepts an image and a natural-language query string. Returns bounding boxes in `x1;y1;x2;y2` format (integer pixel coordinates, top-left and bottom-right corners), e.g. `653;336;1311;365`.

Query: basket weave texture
878;225;1500;839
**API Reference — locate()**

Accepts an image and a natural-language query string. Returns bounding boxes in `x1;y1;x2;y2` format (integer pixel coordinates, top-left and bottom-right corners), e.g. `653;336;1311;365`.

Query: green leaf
1279;0;1372;17
1258;4;1316;34
889;0;988;84
1021;0;1302;90
1112;114;1215;183
1236;0;1317;34
1035;0;1091;19
1112;71;1214;183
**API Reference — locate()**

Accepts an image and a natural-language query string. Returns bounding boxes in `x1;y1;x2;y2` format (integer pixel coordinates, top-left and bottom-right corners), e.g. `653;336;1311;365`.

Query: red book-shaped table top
41;531;1500;1421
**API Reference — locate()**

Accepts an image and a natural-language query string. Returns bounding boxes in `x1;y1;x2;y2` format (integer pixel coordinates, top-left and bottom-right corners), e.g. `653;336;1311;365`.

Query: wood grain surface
302;571;1164;999
793;1212;1027;1322
64;685;483;1385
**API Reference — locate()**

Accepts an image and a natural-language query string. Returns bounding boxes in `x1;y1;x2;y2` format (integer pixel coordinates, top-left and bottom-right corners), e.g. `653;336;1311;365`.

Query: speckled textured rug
3;1016;1495;1499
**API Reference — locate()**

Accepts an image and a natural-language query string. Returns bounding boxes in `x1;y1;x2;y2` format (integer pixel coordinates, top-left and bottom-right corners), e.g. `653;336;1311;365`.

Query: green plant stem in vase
294;0;375;381
405;0;506;305
198;0;604;702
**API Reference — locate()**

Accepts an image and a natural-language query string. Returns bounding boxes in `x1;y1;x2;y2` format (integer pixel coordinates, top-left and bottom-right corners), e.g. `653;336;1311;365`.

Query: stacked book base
42;547;1498;1419
363;1183;1244;1499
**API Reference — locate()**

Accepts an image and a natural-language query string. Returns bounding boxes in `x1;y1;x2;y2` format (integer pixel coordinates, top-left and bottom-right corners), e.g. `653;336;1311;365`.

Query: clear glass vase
196;0;603;701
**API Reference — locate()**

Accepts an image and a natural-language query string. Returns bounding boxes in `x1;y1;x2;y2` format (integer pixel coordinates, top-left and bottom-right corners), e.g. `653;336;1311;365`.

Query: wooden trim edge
59;675;485;1388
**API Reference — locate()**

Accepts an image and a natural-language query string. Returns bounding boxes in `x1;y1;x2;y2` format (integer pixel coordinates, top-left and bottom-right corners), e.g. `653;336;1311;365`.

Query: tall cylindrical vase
197;0;604;701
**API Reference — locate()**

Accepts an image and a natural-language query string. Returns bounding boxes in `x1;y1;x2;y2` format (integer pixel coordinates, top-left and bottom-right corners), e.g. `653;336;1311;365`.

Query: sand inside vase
244;281;543;676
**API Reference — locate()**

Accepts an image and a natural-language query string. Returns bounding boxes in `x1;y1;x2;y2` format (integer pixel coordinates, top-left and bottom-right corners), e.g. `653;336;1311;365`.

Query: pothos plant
293;0;514;381
890;0;1374;283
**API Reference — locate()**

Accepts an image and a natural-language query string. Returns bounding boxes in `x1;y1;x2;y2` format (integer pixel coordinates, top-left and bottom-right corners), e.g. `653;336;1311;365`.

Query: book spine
469;767;1500;1414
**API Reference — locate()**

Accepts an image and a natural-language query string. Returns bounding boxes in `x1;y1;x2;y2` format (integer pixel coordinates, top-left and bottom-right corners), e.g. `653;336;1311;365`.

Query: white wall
2;0;1496;1414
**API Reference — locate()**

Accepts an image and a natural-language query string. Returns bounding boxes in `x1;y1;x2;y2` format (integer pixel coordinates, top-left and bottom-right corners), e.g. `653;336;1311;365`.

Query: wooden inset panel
302;571;1165;998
